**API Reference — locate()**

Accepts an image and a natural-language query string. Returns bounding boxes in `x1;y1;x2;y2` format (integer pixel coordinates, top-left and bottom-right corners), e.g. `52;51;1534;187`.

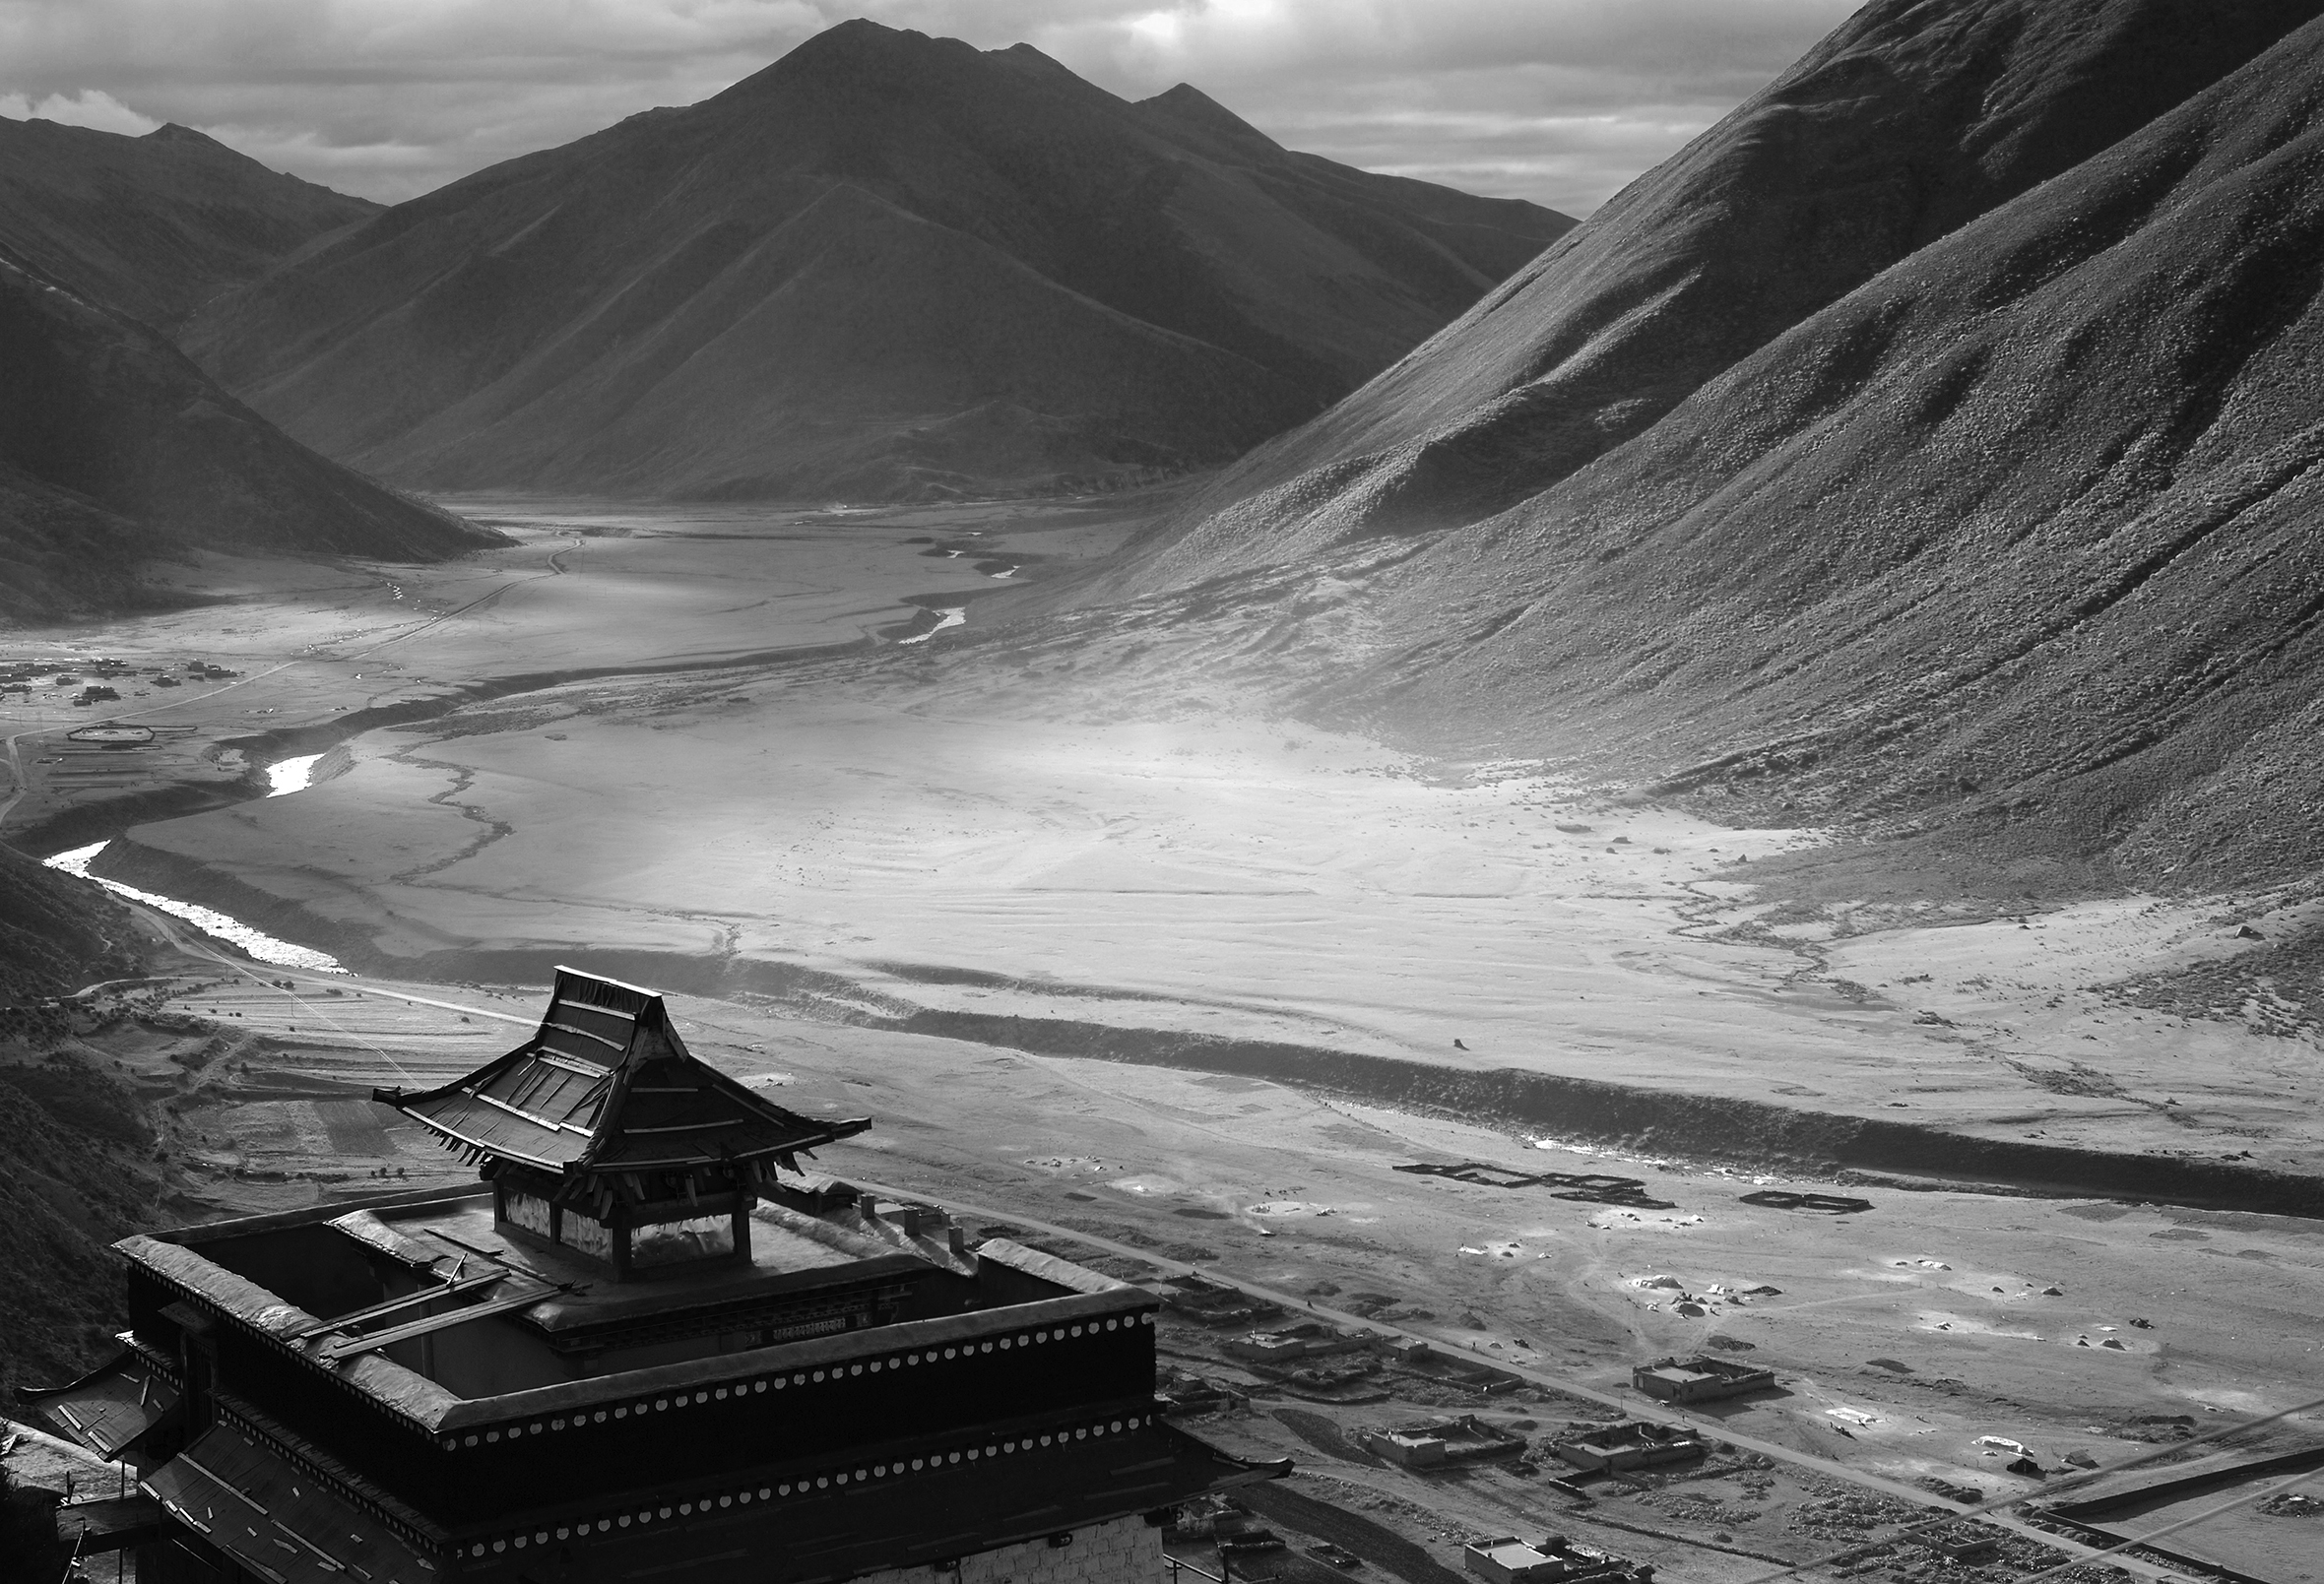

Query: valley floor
19;495;2315;1180
4;491;2321;1581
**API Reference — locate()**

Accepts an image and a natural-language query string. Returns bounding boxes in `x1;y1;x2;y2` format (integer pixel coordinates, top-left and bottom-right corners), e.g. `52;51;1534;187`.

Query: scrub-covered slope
183;20;1571;502
0;258;498;616
0;116;377;331
1109;0;2323;592
1234;5;2324;894
0;850;165;1400
0;845;134;1005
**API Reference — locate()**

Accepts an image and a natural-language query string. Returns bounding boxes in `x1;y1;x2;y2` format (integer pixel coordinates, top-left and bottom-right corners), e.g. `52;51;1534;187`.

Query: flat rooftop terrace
346;1193;938;1336
119;1182;1151;1429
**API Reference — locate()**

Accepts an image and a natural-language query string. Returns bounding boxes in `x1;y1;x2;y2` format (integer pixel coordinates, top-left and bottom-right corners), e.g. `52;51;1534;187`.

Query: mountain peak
1138;83;1282;155
773;17;951;73
185;14;1571;505
144;122;228;149
990;41;1085;83
139;121;281;176
803;16;915;47
716;17;975;102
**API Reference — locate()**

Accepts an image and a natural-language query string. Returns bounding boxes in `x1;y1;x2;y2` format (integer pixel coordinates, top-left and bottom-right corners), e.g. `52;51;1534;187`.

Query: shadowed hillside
0;853;169;1399
0;116;377;331
1022;0;2324;898
0;1054;164;1396
0;257;501;616
183;20;1572;502
0;846;134;1007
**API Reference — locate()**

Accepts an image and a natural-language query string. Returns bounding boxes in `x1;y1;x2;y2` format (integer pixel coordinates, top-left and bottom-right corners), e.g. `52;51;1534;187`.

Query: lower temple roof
145;1423;436;1584
18;1342;181;1460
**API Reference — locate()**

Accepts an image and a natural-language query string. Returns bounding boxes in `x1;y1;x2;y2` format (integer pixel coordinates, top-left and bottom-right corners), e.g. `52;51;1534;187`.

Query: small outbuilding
1463;1536;1644;1584
1548;1421;1707;1473
1226;1331;1314;1363
1906;1529;2003;1564
1631;1355;1776;1403
1361;1415;1527;1469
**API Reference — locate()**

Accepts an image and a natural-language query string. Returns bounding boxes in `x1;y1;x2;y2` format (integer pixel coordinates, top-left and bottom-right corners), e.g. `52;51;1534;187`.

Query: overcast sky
0;0;1862;216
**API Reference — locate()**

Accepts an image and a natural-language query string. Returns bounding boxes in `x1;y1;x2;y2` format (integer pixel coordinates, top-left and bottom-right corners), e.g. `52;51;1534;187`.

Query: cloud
0;1;1861;211
0;88;159;136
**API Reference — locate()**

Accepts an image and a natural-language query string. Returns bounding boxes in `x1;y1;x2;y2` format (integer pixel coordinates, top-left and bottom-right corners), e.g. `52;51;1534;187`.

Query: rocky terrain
0;115;377;331
181;20;1572;502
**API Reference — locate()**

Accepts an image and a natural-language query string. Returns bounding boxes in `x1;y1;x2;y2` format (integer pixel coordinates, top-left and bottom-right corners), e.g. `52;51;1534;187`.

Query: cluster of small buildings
1159;1275;1274;1330
1221;1325;1339;1365
0;654;234;703
0;659;59;695
1201;1323;1525;1405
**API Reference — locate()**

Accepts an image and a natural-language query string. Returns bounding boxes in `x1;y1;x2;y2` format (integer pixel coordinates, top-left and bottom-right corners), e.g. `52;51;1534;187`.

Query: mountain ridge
183;20;1575;502
1092;0;2324;598
0;255;500;618
0;113;379;331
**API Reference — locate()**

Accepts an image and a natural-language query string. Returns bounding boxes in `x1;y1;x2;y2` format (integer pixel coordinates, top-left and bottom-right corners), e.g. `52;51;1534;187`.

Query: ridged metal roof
145;1424;436;1584
375;966;866;1183
19;1343;181;1459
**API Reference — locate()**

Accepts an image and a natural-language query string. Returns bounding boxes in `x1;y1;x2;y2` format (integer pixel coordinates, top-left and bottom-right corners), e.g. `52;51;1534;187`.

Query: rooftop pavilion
26;968;1282;1584
373;965;871;1284
130;1176;1034;1402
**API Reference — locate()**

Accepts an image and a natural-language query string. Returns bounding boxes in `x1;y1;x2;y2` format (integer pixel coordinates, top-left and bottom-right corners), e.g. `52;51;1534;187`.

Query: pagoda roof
374;966;866;1180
